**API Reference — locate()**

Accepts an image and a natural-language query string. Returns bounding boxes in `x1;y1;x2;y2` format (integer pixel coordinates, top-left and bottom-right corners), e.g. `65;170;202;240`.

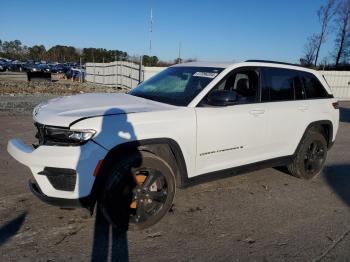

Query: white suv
7;61;339;230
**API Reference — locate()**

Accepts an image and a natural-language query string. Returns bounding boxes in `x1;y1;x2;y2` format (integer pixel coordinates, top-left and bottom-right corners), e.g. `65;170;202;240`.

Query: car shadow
0;212;27;246
88;107;141;262
339;106;350;123
324;164;350;207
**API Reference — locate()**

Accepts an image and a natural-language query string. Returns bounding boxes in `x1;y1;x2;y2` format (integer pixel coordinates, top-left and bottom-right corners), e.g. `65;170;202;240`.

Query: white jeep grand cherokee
7;60;339;230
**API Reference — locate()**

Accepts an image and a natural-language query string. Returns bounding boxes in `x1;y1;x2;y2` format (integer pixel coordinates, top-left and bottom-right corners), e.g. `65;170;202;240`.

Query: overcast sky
0;0;337;63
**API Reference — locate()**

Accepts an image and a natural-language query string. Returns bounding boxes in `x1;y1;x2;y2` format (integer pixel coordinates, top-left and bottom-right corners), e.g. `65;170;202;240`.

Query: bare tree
301;34;320;66
314;0;338;66
334;0;350;65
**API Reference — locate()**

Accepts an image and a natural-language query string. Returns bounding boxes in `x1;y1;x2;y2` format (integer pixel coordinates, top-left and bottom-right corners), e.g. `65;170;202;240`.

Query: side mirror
207;90;239;106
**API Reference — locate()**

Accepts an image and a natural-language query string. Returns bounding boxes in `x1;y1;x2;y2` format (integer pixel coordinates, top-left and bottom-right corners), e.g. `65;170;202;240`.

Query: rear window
301;72;329;99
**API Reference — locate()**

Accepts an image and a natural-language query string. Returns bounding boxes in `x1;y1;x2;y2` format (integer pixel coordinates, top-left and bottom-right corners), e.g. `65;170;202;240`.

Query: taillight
332;102;339;109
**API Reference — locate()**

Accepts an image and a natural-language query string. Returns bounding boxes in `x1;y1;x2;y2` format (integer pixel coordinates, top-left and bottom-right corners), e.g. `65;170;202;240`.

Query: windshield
129;66;223;106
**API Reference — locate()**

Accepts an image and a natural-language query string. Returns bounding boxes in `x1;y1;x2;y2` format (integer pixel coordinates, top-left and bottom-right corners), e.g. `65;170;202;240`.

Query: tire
99;151;176;231
287;129;328;179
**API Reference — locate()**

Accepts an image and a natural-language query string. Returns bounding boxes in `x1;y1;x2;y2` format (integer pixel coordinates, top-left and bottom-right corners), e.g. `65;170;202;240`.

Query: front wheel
287;130;328;179
99;151;176;231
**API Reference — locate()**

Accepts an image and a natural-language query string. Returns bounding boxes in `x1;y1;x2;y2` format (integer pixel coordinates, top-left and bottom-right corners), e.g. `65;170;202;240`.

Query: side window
212;69;259;104
301;72;329;99
261;68;304;102
261;68;294;101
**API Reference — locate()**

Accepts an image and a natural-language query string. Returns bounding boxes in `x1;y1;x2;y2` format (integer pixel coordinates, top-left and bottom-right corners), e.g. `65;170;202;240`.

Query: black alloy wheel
304;140;326;175
99;151;176;231
287;129;328;179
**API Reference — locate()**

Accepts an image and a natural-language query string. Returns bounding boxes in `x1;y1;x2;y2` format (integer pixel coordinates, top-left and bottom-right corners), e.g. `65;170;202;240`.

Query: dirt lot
0;100;350;262
0;73;126;112
0;72;126;96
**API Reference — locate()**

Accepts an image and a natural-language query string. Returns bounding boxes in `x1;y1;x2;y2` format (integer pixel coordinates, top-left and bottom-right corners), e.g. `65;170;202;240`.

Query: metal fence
320;71;350;101
85;61;166;89
85;61;140;89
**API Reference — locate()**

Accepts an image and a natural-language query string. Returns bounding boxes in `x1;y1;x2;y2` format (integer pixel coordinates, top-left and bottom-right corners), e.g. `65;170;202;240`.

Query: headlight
36;125;96;146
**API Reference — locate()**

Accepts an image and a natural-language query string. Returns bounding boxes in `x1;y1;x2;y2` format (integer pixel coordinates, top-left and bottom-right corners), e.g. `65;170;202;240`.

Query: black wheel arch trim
89;138;189;210
294;120;334;155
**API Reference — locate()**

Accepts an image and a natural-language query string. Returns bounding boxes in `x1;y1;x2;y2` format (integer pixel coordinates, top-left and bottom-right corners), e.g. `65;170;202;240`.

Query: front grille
35;122;46;145
38;167;77;191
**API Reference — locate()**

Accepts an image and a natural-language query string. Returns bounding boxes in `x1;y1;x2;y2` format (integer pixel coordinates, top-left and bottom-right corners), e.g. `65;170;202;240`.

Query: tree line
0;39;130;64
301;0;350;67
0;40;196;67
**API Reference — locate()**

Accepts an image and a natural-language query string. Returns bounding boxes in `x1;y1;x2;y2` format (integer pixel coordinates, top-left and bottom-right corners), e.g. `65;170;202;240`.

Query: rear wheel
287;130;327;179
99;151;176;231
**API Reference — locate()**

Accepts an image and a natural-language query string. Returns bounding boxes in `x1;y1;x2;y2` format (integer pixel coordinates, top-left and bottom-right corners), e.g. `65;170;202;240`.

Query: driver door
195;68;269;176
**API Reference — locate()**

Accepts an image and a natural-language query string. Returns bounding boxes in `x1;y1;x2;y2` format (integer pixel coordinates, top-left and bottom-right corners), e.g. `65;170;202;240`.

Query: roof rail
245;60;302;67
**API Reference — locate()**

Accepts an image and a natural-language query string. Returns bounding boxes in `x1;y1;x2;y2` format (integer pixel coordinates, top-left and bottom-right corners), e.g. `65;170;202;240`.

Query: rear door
260;67;308;158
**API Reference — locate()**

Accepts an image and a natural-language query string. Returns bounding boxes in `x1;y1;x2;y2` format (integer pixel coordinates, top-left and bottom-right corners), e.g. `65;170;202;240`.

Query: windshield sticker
193;72;218;78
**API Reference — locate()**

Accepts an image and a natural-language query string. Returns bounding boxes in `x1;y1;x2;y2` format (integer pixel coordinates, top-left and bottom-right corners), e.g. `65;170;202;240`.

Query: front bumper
29;180;91;208
7;138;107;201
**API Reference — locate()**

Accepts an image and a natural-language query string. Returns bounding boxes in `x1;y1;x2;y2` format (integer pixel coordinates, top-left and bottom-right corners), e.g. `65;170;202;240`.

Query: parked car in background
38;64;51;73
64;68;84;81
0;61;7;72
0;59;84;76
6;61;25;72
49;64;67;74
29;64;50;73
22;62;35;72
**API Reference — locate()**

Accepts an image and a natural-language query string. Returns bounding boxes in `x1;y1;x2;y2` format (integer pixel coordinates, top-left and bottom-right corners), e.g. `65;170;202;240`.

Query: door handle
298;105;309;111
249;109;265;115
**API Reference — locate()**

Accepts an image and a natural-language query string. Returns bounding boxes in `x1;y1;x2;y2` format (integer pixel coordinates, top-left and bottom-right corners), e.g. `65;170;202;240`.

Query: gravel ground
0;74;127;112
0;94;59;112
0;78;127;112
0;98;349;261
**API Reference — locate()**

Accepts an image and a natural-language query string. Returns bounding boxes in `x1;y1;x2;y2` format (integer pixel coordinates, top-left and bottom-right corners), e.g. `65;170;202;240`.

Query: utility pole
138;55;143;84
80;57;82;82
178;41;182;63
149;8;153;56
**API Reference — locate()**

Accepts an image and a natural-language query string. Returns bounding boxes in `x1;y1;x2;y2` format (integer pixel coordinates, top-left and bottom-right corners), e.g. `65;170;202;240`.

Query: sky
0;0;338;63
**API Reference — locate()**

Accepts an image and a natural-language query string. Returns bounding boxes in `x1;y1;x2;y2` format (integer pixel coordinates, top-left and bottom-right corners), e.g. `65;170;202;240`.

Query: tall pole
138;55;143;84
149;8;153;56
178;41;182;63
80;57;82;82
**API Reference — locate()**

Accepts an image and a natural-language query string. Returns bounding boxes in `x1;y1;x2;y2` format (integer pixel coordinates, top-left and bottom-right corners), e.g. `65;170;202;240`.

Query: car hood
33;93;177;127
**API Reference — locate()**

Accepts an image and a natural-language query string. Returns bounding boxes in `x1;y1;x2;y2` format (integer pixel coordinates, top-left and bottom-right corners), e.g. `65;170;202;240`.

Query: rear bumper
7;138;107;201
